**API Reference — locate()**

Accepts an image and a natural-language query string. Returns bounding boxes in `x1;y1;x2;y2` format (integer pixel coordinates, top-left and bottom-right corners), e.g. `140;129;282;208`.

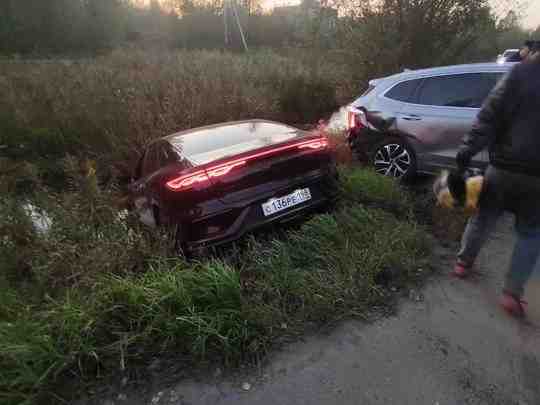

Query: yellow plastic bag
433;170;484;215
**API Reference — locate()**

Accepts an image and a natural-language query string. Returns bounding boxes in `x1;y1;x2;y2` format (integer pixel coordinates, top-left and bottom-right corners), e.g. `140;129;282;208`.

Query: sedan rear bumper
182;171;339;251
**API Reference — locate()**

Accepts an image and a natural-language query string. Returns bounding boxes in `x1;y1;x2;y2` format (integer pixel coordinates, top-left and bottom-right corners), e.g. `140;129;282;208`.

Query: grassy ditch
1;49;427;404
0;164;429;405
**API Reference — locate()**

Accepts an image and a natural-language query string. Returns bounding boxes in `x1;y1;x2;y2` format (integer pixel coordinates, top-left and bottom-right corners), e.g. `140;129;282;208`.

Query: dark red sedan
130;120;338;253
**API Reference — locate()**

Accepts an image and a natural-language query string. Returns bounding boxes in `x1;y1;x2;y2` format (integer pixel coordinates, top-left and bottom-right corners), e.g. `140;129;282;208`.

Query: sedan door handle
401;114;422;121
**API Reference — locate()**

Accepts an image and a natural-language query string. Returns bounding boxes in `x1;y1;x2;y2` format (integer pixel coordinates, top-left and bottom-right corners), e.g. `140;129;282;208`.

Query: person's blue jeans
458;166;540;297
506;223;540;296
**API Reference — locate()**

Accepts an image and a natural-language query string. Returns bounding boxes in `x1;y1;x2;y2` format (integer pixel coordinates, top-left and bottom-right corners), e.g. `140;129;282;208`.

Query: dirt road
95;216;540;405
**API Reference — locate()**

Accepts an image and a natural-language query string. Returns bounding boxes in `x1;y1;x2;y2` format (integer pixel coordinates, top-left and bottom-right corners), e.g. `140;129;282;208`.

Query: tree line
0;0;538;68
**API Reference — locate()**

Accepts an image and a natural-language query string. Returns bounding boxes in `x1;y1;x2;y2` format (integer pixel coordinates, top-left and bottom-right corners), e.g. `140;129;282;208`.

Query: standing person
505;40;534;62
453;43;540;318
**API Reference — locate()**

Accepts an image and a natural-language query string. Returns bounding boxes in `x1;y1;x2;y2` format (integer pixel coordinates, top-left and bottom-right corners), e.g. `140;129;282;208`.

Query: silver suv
347;62;514;179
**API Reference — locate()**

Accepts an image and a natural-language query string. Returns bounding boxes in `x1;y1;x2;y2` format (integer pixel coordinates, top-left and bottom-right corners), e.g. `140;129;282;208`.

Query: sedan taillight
166;137;328;192
166;170;210;191
298;139;328;150
166;160;247;191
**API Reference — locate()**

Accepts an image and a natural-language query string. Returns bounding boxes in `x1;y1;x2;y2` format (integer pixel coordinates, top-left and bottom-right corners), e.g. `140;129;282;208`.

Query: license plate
262;188;312;217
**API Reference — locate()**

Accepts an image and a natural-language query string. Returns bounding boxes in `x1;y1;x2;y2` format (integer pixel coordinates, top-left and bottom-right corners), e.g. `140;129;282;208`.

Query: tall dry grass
0;49;357;178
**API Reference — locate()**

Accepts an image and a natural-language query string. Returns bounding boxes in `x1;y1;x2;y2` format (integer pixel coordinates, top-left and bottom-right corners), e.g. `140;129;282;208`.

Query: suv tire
369;138;417;180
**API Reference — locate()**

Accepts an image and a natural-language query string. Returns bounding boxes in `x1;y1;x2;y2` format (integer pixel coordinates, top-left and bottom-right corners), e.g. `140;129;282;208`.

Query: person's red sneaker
451;261;471;278
500;291;527;318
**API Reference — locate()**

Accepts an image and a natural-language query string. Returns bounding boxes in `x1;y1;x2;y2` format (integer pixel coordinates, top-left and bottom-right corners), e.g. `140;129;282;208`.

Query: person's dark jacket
460;58;540;176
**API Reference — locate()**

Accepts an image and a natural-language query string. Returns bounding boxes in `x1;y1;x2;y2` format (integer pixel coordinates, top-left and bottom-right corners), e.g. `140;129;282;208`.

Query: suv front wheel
370;138;417;180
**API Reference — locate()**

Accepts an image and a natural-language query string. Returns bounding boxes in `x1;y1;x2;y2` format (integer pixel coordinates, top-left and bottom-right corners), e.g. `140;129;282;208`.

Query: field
0;49;430;405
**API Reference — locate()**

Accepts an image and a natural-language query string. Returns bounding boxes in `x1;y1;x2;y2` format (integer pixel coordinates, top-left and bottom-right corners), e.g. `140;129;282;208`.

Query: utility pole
231;0;249;52
223;0;248;51
224;0;230;45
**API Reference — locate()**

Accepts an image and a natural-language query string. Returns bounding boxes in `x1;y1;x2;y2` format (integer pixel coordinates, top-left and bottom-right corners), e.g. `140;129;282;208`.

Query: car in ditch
130;120;339;254
346;62;514;179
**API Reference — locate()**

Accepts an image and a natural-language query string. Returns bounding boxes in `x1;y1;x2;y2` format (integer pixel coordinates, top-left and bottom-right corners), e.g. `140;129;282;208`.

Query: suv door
395;72;503;173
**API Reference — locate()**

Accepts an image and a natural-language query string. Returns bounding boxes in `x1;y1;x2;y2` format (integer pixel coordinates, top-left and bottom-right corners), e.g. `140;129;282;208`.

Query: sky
522;1;540;29
139;0;540;29
260;0;540;29
260;0;300;11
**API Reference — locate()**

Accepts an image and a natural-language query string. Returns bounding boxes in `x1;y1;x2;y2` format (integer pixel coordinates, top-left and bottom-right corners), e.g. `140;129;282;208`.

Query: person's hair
524;40;534;48
531;41;540;53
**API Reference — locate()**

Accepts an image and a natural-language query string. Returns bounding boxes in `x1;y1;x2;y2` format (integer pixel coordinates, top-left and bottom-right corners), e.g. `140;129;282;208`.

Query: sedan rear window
169;122;302;166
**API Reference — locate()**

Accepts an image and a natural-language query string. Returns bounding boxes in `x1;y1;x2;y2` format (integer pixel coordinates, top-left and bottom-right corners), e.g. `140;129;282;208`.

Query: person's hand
456;148;472;171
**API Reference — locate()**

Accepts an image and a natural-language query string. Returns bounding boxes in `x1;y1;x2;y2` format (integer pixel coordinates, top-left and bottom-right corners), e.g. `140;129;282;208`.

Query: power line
223;0;248;51
224;0;230;45
232;0;249;51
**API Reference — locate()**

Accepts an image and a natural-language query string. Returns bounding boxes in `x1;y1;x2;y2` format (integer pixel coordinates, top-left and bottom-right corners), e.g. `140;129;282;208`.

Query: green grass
339;167;414;217
0;165;429;405
96;260;250;360
241;205;426;325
